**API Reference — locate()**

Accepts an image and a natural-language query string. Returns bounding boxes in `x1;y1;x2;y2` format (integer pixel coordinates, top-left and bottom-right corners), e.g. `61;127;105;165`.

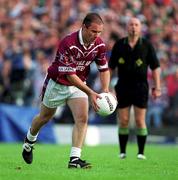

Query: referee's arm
152;67;161;91
147;42;162;98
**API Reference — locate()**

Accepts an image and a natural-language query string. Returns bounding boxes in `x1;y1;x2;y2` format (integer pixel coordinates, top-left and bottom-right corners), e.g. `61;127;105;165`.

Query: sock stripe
119;128;129;135
137;128;148;136
25;137;36;144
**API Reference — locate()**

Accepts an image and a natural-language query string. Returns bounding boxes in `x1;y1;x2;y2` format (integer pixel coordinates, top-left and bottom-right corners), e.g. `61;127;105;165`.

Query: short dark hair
82;12;104;28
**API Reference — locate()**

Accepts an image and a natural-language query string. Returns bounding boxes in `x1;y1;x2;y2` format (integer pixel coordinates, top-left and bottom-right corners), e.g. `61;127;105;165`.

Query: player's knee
119;118;129;127
75;114;88;125
135;119;146;128
120;122;129;127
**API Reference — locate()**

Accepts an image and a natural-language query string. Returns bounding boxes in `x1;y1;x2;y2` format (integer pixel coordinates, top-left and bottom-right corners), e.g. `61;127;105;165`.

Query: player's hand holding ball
96;92;117;116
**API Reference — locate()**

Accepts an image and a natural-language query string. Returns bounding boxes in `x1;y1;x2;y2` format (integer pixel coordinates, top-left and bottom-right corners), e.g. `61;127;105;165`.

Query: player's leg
118;107;130;159
68;98;88;148
67;97;91;168
134;106;147;159
31;104;56;135
22;103;56;164
22;78;59;164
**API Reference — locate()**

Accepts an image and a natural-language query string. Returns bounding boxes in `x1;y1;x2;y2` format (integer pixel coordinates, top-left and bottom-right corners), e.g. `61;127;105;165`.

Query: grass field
0;143;178;180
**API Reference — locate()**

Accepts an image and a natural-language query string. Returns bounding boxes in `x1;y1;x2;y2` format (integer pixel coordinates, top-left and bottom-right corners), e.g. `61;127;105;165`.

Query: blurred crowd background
0;0;177;128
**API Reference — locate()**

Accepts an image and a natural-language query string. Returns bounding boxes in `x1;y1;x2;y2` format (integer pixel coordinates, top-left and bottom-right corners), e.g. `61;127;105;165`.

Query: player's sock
70;147;81;158
119;128;129;154
27;128;38;142
136;128;148;154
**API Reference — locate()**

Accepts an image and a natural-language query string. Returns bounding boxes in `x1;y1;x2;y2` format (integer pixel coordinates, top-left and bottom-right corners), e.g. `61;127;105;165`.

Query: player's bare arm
99;70;110;93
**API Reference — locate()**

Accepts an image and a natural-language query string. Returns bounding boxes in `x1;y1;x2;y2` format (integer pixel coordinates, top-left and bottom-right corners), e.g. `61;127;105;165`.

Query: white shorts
42;79;88;108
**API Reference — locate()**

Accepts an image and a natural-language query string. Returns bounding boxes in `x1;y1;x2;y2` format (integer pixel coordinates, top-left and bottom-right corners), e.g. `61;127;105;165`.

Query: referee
109;17;161;159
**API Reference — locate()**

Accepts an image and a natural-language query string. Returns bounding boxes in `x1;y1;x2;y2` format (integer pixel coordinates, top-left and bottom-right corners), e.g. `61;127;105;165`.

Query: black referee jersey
109;37;160;108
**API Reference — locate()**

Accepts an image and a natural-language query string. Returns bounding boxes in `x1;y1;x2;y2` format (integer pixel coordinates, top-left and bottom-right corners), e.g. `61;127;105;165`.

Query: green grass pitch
0;143;178;180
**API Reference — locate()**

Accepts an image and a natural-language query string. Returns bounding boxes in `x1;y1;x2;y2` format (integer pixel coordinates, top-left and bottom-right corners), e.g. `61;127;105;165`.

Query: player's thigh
118;107;130;127
67;98;89;123
39;103;57;121
134;106;147;128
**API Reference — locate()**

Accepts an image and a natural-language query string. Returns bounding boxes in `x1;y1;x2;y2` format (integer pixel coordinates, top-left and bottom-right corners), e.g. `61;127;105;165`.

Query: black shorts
115;82;149;108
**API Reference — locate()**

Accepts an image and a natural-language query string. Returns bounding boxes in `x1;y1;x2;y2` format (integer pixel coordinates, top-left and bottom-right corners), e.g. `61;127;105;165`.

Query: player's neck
83;37;90;47
81;29;90;47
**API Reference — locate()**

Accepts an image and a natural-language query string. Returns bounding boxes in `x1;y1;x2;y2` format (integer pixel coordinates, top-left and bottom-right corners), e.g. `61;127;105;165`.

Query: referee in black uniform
109;17;161;159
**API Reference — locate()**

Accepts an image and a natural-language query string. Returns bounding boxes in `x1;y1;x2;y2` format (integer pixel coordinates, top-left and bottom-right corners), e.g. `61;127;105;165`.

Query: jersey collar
79;28;84;45
124;37;143;45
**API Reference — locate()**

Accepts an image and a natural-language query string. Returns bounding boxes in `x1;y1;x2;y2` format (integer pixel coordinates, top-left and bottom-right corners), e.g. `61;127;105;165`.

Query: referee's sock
118;128;129;154
136;128;148;155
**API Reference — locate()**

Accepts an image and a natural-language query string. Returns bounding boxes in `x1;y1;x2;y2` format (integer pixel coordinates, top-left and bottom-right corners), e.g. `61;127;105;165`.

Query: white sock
27;128;38;142
70;147;81;158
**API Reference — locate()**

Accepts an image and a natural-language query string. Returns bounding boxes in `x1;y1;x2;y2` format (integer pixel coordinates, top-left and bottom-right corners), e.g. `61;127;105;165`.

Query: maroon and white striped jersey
47;28;108;85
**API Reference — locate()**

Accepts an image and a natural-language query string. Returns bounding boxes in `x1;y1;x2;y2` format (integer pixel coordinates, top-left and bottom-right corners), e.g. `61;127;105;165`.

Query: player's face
127;18;141;37
83;22;103;44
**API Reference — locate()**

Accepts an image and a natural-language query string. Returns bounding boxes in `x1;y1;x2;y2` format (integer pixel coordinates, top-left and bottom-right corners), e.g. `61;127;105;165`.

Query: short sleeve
95;42;109;72
109;41;120;70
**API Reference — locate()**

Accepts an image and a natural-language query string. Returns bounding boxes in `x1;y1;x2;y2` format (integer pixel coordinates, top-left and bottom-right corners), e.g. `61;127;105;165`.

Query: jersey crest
118;57;125;64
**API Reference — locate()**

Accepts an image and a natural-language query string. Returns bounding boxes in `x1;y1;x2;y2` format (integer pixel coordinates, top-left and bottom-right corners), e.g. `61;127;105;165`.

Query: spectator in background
163;67;178;126
166;67;178;106
162;67;178;143
146;79;169;128
3;40;35;106
32;50;50;106
0;47;11;102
